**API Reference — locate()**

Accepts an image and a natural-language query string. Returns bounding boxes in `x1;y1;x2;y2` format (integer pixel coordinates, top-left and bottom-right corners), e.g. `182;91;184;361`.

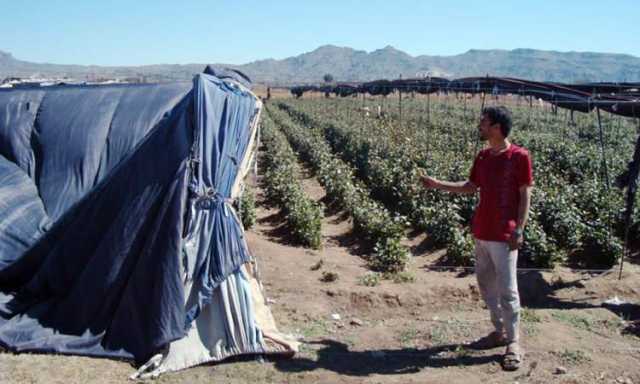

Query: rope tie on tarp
183;185;248;331
194;187;234;211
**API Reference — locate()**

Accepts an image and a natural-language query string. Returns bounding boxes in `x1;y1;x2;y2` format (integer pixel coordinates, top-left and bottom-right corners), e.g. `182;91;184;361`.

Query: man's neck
488;138;510;154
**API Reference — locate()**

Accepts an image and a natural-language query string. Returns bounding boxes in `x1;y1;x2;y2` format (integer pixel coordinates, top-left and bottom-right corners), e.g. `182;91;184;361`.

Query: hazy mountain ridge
2;45;640;84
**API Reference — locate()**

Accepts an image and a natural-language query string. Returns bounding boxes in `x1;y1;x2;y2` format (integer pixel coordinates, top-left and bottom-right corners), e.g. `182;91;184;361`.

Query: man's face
477;114;499;141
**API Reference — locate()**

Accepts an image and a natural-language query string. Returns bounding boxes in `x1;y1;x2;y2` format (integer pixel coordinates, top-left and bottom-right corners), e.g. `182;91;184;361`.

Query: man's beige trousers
474;238;520;343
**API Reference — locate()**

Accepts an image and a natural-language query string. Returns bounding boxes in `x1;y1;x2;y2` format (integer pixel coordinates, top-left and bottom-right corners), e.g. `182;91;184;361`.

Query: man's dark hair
482;106;512;137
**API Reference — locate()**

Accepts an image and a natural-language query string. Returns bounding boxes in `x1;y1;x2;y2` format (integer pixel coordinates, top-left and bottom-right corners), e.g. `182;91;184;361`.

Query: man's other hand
508;231;523;251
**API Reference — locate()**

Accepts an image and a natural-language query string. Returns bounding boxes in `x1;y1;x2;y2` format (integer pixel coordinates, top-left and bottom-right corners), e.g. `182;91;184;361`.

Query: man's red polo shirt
469;144;533;242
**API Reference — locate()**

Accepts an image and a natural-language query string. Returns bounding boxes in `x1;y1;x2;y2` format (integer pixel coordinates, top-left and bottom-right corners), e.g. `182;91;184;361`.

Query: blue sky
1;0;638;66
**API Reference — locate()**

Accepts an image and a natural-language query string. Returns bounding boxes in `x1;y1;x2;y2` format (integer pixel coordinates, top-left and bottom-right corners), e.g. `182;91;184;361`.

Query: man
420;106;533;371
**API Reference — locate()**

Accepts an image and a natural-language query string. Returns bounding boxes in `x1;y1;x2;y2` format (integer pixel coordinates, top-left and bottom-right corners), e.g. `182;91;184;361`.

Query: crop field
264;92;640;272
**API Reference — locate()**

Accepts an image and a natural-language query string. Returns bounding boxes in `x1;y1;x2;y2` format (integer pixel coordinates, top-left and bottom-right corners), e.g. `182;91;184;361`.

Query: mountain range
2;45;640;85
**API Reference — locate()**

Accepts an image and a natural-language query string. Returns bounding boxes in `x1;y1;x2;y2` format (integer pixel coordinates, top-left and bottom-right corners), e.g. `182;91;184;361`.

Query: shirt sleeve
517;151;534;187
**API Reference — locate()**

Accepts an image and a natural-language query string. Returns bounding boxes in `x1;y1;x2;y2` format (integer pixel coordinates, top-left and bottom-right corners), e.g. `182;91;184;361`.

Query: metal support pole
463;93;467;120
361;92;366;134
570;110;575;126
619;129;640;280
398;88;403;128
427;90;431;123
596;108;610;189
474;92;487;155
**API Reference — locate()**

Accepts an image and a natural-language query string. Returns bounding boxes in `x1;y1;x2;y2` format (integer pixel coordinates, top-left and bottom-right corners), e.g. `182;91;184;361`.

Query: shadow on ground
518;270;640;336
272;339;500;376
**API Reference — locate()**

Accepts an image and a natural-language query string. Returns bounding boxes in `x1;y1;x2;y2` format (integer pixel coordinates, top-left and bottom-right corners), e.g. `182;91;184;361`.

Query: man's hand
508;230;524;251
421;175;440;189
417;169;476;194
418;169;440;189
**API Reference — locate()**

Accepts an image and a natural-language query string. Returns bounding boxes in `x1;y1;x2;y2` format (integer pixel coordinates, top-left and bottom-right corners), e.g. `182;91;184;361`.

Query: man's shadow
517;270;640;336
273;339;500;376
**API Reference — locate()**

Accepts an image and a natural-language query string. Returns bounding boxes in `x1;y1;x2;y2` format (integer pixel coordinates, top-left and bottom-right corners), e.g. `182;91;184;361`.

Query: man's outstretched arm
420;174;478;195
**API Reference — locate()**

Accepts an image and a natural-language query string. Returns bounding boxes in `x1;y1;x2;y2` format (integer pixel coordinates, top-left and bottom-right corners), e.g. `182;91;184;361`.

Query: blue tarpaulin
0;71;275;367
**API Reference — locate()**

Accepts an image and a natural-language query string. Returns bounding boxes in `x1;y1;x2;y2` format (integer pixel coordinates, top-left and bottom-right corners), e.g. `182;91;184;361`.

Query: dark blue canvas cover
0;73;260;363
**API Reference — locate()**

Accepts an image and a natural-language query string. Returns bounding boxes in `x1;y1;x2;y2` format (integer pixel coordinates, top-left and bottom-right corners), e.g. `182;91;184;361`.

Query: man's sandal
502;343;523;371
468;331;508;350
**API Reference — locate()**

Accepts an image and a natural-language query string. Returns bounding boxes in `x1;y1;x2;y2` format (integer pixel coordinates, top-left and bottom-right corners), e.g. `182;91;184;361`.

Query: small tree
323;73;334;83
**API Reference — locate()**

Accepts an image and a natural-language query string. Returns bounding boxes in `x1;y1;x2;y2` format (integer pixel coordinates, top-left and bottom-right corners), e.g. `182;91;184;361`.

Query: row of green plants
277;101;476;266
280;96;637;268
238;186;257;229
260;113;323;249
266;105;409;273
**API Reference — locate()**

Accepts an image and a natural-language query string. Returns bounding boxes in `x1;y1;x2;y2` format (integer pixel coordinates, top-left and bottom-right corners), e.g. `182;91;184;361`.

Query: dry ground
2;165;640;384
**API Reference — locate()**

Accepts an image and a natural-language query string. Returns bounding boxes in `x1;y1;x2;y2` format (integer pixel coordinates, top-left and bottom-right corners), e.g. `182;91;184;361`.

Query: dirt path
2;164;640;383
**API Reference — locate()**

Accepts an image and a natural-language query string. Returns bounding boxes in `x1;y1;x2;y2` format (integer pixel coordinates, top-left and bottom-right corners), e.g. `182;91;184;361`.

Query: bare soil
2;165;640;384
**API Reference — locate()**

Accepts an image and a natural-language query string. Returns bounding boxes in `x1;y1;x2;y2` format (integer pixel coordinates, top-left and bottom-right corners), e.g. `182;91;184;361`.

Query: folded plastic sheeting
0;72;297;375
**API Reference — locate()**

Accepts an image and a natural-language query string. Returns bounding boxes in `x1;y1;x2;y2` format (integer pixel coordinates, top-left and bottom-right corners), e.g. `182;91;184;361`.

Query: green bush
359;272;381;286
575;220;623;268
260;113;323;249
238;186;257;229
370;237;410;273
520;218;561;268
445;228;475;266
269;105;409;272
